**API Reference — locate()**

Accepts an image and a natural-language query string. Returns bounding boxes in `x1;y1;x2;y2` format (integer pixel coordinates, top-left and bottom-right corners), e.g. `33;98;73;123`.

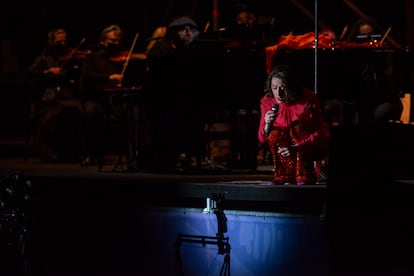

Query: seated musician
144;16;204;172
79;24;132;168
346;16;400;48
347;17;381;43
222;10;259;49
27;28;84;162
345;17;403;123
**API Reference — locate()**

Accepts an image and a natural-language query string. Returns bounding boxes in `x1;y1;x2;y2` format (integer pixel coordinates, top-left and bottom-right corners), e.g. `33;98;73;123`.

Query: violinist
79;24;140;167
27;28;85;162
28;28;80;103
80;24;125;96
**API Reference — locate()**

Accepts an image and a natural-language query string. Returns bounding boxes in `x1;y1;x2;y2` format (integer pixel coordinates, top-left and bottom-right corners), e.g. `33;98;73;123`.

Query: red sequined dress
258;89;328;185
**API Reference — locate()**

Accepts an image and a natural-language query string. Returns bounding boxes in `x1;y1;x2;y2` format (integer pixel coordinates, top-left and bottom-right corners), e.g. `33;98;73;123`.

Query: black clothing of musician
346;17;403;124
144;17;204;171
27;28;83;162
79;24;130;167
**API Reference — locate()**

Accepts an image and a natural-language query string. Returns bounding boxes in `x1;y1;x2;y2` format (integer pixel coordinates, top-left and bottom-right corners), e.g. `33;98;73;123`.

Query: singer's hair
265;64;304;103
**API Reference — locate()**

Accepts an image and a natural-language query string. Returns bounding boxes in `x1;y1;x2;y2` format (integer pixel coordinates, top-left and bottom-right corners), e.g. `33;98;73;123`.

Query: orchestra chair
25;99;82;163
96;87;145;172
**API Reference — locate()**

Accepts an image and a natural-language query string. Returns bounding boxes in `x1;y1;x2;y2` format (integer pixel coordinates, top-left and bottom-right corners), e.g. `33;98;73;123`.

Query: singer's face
271;77;286;103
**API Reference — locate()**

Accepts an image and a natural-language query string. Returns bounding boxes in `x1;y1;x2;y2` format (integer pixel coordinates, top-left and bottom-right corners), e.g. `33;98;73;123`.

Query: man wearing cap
147;16;200;55
143;16;204;172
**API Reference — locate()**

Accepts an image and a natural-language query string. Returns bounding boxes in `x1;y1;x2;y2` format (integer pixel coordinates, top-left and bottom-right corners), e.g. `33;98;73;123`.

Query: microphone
265;104;279;136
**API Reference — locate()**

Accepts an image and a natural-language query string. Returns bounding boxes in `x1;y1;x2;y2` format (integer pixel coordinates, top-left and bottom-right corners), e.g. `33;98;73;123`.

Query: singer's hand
277;144;298;157
264;110;276;125
277;145;290;157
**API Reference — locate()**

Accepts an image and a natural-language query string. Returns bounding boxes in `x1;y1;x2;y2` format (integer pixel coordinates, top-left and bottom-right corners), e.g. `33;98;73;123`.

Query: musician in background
28;28;79;104
346;17;403;124
258;65;329;185
80;25;125;99
28;28;83;162
80;25;146;169
224;10;258;49
146;16;200;56
144;16;204;172
235;10;255;25
144;26;167;55
347;17;380;43
79;24;127;167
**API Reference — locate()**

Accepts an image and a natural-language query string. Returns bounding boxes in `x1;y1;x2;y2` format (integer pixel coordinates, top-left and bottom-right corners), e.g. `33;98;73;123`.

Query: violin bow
203;21;210;32
380;26;392;44
339;25;348;40
59;37;86;70
120;32;140;77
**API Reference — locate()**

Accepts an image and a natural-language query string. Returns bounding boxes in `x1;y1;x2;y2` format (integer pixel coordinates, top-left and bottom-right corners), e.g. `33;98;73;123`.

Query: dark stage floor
0;146;331;274
2;137;414;274
0;153;327;213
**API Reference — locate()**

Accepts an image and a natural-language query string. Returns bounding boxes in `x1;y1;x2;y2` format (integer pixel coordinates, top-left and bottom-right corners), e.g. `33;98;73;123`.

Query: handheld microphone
265;104;279;136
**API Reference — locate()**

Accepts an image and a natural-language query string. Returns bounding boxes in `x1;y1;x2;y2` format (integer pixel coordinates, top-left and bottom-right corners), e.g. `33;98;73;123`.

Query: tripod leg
220;253;230;276
175;247;184;276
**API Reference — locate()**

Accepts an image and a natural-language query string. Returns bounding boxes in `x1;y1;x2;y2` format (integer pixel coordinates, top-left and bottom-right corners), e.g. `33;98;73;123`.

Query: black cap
168;17;198;29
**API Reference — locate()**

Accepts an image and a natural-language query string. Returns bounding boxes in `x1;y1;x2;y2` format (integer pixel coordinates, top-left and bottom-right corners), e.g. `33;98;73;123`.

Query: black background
0;0;410;68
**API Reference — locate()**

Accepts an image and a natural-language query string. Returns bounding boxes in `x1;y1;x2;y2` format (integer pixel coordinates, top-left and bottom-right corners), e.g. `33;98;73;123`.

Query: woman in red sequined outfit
258;65;329;185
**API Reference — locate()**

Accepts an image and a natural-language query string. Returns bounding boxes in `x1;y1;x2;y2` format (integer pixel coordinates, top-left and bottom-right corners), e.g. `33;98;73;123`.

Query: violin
58;38;90;68
110;51;147;62
59;48;92;61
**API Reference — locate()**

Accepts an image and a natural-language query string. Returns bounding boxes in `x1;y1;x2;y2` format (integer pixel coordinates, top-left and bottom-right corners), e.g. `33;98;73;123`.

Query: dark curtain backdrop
0;0;411;69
